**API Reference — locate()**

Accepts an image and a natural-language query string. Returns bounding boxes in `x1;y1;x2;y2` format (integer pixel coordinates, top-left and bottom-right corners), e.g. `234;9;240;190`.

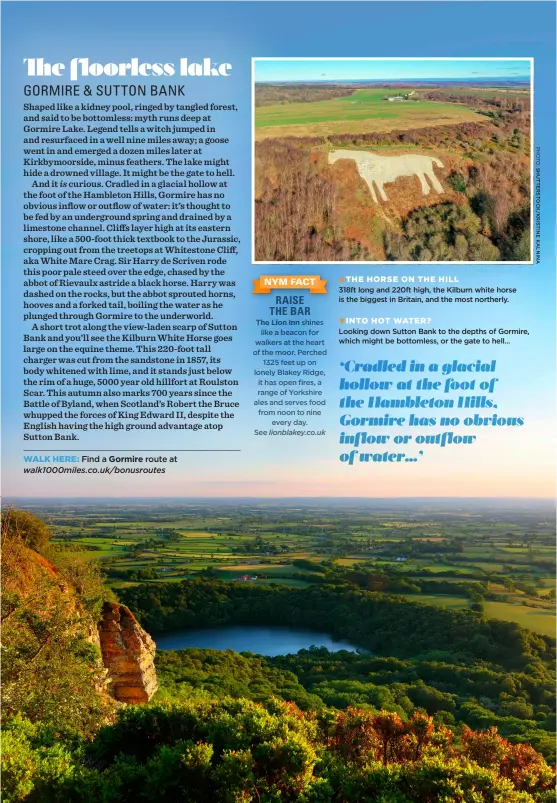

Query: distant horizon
254;58;532;85
6;496;554;505
255;78;530;86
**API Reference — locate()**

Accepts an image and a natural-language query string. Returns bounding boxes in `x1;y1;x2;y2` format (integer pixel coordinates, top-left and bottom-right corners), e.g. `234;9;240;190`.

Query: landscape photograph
253;59;532;263
3;497;555;801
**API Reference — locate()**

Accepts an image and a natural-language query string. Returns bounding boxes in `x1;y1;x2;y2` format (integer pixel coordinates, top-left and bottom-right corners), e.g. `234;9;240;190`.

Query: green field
33;499;555;637
401;593;471;611
484;601;556;637
255;88;480;138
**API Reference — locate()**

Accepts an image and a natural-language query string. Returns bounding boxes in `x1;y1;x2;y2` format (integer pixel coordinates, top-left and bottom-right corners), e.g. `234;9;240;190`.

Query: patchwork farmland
25;498;556;638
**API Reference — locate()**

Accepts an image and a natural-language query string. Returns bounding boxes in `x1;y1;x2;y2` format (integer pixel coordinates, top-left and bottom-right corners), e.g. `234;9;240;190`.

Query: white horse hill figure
328;149;444;203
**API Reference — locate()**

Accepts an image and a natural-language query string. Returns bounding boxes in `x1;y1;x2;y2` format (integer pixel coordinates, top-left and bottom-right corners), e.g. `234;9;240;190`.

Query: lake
155;625;361;656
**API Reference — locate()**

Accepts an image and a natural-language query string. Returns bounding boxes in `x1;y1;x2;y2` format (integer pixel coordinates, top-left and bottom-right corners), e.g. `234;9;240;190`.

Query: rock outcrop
98;602;158;704
3;535;157;708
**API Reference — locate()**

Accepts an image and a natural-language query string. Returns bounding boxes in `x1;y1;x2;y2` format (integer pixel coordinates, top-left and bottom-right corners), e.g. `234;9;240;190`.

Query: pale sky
255;59;531;84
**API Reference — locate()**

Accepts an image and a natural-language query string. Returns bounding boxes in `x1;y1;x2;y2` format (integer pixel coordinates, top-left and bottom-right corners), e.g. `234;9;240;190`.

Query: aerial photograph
3;497;555;800
253;59;532;263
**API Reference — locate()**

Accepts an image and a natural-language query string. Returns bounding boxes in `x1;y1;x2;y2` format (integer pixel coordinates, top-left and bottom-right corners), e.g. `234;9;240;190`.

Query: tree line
255;83;357;107
120;579;554;670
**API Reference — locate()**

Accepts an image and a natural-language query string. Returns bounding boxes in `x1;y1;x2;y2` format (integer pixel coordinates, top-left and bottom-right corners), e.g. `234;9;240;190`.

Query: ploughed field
37;499;556;637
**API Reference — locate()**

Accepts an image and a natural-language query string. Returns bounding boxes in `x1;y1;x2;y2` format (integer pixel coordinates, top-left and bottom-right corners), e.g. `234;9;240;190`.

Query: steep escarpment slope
1;510;157;736
255;119;530;262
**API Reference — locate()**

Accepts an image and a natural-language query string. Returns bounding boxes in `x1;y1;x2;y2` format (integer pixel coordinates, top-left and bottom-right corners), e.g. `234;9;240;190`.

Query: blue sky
254;59;531;84
1;2;555;498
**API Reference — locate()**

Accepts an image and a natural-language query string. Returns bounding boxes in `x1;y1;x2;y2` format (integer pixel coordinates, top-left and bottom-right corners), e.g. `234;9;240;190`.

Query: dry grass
255;111;479;141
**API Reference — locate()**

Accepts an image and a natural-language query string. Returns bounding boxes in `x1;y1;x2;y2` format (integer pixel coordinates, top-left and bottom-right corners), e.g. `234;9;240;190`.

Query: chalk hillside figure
328;149;445;203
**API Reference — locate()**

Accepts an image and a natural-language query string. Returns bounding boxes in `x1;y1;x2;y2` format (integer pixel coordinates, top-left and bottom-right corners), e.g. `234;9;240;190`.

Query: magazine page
1;2;555;800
